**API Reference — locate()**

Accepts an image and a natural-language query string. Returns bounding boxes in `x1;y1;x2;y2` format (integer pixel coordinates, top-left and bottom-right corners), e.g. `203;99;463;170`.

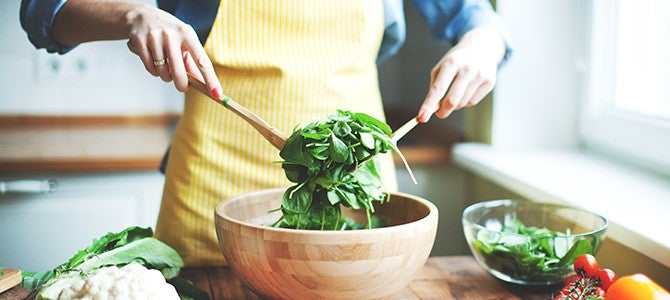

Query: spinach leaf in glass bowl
462;200;608;285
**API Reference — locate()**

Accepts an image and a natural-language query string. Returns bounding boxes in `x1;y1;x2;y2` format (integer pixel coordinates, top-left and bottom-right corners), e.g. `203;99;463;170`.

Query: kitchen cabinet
0;171;164;271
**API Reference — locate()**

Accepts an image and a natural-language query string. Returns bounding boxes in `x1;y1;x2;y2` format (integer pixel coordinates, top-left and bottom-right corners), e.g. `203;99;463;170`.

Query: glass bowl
462;199;608;285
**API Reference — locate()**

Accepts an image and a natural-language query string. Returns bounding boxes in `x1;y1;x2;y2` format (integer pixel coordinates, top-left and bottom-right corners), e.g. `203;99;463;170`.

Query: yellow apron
155;0;396;266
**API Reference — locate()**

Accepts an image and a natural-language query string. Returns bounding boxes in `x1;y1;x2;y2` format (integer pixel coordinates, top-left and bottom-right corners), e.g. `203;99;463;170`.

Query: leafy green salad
472;218;599;282
274;110;402;230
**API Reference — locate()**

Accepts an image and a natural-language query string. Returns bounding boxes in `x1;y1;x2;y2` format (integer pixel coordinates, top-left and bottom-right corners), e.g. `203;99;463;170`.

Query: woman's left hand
417;26;506;122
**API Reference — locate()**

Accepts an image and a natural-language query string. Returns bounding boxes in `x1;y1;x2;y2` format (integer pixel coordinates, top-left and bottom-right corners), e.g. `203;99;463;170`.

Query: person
21;0;512;266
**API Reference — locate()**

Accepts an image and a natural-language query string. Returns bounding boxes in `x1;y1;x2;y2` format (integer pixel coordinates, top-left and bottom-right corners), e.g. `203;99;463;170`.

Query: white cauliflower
56;263;179;300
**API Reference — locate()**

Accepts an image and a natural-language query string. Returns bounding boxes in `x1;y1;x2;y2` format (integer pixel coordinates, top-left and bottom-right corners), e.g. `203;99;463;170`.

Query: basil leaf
557;239;593;266
359;132;376;149
329;134;349;163
353;112;392;135
282;184;312;214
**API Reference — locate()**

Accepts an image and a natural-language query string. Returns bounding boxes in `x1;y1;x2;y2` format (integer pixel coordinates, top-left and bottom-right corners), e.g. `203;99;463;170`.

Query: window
580;0;670;175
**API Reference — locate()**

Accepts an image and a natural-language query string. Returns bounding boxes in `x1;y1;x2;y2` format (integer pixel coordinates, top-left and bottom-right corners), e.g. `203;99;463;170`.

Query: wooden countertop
178;256;556;300
0;256;556;300
0;115;177;173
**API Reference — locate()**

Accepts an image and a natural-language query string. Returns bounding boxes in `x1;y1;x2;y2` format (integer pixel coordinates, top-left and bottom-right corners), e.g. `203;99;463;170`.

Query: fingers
418;54;498;122
183;51;204;82
183;32;222;98
127;37;159;77
437;70;474;118
417;64;457;123
124;7;220;95
164;33;188;92
146;31;172;83
468;79;496;107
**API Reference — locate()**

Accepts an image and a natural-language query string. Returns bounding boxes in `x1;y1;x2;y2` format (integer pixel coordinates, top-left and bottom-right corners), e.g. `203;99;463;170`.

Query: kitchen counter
0;115;177;173
0;256;556;300
178;256;554;300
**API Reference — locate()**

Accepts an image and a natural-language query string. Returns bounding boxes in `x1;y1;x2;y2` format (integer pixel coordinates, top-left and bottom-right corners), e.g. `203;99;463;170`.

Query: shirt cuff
20;0;77;54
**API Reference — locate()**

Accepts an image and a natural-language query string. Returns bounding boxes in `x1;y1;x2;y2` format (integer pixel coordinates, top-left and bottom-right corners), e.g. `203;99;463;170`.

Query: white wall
0;1;183;115
492;0;582;150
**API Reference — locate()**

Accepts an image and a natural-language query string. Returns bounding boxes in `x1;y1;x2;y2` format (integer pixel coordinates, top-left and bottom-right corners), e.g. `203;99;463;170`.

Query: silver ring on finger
153;58;167;66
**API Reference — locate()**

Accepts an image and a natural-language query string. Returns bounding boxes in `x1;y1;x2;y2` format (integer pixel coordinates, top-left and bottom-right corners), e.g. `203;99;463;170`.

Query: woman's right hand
124;4;222;97
51;0;222;97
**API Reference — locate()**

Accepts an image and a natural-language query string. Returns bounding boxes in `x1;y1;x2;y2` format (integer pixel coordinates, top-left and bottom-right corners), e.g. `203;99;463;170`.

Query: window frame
579;0;670;176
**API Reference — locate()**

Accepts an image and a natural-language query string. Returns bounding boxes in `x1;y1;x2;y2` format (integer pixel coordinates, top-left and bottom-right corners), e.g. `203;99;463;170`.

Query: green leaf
21;271;55;290
326;190;340;205
282;163;307;183
557;239;593;267
359;132;375;149
353;112;392;135
23;226;154;290
35;237;184;300
280;130;312;166
329;134;349;163
332;120;351;137
168;277;211;300
282;184;312;214
75;237;184;274
367;215;387;229
61;226;153;271
337;188;360;210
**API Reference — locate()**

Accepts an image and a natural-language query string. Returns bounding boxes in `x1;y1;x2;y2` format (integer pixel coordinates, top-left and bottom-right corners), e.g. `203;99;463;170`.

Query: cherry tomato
592;286;606;297
560;286;573;295
573;254;599;278
564;274;582;287
605;273;670;300
594;268;618;291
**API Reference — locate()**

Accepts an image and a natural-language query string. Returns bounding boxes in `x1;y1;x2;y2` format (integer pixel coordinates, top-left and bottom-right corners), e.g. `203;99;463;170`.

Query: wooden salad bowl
215;188;438;300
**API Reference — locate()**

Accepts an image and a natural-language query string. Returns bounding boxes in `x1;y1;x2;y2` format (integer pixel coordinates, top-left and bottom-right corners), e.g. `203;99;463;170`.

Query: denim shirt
20;0;512;66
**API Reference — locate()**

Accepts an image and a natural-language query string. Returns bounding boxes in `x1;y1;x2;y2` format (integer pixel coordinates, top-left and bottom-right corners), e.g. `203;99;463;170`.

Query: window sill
452;142;670;268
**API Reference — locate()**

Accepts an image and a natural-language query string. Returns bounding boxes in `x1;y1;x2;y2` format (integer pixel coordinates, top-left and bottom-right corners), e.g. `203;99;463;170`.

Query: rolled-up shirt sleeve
411;0;513;68
20;0;76;54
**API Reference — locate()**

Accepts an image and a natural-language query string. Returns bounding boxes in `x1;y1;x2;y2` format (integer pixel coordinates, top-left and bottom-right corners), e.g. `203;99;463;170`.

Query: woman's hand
51;0;222;97
124;4;221;96
417;26;506;122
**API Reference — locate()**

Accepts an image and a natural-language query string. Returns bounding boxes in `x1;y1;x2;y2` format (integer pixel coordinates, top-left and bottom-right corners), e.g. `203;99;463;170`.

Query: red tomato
593;286;606;297
573;254;599;278
564;274;581;287
594;268;618;291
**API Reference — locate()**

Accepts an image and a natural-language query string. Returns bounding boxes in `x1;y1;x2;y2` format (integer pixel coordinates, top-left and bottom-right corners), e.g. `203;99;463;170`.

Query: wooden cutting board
0;269;21;294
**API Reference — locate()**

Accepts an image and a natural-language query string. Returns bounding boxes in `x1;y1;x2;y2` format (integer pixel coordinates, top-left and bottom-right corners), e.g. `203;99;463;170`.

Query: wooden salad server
189;73;420;183
187;74;287;150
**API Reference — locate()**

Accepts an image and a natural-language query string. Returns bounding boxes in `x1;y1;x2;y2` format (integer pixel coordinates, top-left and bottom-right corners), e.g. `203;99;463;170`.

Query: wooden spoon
187;74;287;150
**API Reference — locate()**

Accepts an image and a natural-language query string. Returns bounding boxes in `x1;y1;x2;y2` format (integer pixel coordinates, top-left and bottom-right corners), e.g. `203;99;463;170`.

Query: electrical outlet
33;51;92;82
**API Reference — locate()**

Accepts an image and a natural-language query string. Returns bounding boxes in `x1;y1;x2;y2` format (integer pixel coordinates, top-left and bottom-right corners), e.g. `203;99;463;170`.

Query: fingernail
210;87;222;99
418;110;431;123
